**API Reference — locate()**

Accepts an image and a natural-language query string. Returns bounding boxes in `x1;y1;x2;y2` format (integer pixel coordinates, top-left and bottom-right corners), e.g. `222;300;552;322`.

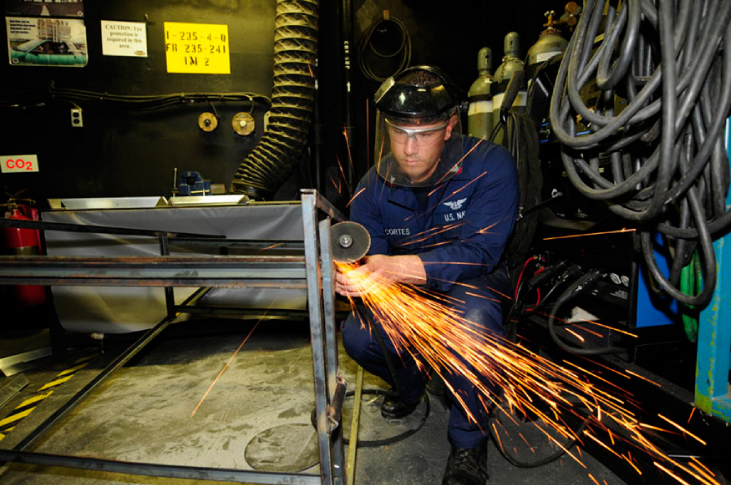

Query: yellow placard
164;22;230;74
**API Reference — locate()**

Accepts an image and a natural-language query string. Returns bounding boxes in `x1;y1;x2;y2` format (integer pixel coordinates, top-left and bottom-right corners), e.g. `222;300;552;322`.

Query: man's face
387;115;459;184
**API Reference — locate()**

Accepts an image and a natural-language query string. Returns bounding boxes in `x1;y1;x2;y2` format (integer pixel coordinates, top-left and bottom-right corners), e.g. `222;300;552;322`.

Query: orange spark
347;187;366;208
465;291;500;303
328;172;341;193
445;171;487;200
400;223;466;246
531;309;638;338
434;138;484;186
657;414;707;445
335;152;351;196
687;407;696;424
191;316;265;417
335;263;717;484
343;126;355;183
626;370;663;387
654;462;693;485
542;228;636;241
428;182;447;197
366;99;370;167
260;242;285;251
690;457;717;481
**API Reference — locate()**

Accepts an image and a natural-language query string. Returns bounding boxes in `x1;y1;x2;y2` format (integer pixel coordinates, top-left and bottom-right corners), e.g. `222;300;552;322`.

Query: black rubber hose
231;0;318;199
546;270;626;356
547;0;731;306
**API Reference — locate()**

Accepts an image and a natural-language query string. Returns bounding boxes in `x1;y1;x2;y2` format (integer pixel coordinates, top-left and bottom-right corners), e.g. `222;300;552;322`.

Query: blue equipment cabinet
695;121;731;423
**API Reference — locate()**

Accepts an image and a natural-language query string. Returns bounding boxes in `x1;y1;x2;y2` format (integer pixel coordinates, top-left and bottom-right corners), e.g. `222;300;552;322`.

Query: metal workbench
0;189;347;484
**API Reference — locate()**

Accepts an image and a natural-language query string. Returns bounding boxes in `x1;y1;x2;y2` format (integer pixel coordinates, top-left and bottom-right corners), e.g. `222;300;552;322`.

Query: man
336;65;519;485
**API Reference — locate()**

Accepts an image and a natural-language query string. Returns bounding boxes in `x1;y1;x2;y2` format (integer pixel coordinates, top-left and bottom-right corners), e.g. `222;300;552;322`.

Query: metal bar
174;306;308;318
0;255;305;265
171;238;304;251
301;189;346;223
13;315;177;451
318;218;339;400
346;366;364;485
159;233;176;319
0;450;320;485
0;217;221;239
329;376;348;430
301;191;335;485
0;256;307;285
0;278;308;288
318;217;345;484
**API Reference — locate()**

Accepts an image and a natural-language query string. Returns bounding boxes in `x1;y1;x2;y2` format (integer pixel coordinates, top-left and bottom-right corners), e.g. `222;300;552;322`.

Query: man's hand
335;254;427;298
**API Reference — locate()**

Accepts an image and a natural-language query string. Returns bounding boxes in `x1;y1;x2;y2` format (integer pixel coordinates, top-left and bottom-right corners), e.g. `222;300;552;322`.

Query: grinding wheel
331;221;371;263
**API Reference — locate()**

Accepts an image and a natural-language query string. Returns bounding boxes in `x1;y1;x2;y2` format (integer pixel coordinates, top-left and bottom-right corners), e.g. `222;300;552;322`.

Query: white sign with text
101;20;147;57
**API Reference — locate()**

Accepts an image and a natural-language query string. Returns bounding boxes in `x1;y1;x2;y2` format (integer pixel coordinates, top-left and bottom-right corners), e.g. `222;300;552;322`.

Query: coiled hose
230;0;318;199
549;0;731;307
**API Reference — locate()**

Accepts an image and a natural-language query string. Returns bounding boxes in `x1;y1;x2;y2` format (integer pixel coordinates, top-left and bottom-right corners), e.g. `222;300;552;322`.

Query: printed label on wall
1;155;39;173
164;22;230;74
6;17;87;67
101;20;147;57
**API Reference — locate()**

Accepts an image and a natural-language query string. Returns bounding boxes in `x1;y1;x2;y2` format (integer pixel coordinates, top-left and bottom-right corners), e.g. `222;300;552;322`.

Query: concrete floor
0;318;630;484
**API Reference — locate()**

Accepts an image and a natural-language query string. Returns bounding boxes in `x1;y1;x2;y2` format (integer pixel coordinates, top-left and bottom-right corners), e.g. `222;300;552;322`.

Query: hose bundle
231;0;318;199
550;0;731;307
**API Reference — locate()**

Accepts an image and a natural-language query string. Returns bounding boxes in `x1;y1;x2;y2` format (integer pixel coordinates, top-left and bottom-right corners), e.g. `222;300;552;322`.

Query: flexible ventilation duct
230;0;319;199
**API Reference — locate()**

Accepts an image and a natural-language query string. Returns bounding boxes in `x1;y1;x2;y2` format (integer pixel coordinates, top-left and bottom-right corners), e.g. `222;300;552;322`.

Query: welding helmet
374;65;465;187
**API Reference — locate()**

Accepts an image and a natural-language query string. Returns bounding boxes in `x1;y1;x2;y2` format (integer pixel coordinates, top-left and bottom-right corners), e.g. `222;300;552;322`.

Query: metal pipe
0;450;320;484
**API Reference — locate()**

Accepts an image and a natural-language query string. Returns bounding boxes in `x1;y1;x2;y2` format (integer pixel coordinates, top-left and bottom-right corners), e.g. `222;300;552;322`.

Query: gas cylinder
467;47;494;140
526;10;569;80
492;32;527;142
2;202;46;307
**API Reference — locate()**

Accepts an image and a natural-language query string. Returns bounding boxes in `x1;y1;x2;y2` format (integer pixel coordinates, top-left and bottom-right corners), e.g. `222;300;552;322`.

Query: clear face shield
374;110;464;187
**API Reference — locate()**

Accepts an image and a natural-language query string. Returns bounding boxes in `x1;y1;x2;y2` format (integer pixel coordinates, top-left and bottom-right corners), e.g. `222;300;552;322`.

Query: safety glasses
385;118;449;146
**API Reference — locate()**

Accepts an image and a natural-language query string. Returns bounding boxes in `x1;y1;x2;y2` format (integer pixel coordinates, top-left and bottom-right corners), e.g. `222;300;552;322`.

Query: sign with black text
164;22;230;74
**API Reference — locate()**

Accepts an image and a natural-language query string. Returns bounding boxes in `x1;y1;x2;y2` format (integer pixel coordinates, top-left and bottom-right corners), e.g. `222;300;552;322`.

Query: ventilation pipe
231;0;318;199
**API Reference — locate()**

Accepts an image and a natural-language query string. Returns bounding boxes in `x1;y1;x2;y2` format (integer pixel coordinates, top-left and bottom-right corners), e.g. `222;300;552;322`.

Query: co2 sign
1;155;39;173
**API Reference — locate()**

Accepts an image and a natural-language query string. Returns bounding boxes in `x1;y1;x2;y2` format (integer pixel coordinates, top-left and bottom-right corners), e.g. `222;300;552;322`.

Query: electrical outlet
71;108;83;128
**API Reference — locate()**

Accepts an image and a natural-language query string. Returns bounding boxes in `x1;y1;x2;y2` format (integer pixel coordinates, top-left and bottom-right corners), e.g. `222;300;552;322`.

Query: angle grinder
330;221;371;264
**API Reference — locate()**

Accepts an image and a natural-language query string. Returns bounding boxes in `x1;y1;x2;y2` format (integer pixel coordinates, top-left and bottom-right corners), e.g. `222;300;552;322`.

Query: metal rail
0;189;347;485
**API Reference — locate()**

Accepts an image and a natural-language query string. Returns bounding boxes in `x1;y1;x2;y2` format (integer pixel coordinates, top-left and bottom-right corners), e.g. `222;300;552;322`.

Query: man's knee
464;306;504;336
341;318;371;362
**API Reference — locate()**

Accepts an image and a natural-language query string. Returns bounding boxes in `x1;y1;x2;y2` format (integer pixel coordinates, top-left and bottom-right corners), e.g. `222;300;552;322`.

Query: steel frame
0;189;347;484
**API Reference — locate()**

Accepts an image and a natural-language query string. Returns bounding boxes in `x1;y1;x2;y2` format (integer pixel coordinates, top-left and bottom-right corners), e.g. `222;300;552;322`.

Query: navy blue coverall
341;137;520;449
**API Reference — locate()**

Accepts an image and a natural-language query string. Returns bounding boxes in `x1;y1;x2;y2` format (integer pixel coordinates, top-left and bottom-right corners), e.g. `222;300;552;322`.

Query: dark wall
0;0;569;208
0;0;276;204
319;0;570;207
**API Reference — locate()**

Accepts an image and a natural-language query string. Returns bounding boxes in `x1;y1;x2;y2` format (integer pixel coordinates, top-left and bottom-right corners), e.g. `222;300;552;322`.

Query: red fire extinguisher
2;196;46;307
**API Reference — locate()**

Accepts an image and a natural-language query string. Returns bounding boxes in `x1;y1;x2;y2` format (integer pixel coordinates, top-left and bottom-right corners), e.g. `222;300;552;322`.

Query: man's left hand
335;254;426;298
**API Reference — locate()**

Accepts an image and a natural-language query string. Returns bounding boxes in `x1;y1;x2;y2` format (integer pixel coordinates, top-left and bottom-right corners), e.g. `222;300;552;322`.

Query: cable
546;269;626;356
489;403;592;468
0;84;271;112
357;16;411;91
549;0;731;307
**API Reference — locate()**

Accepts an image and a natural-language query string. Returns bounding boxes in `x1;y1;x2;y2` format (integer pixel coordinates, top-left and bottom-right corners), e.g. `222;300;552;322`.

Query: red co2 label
1;155;39;173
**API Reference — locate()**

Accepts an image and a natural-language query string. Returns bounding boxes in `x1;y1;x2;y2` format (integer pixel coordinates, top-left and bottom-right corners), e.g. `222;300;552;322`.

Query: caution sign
164;22;230;74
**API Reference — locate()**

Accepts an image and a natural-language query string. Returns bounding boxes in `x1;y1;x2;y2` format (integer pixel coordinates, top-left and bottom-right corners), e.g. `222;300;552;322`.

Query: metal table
0;189;347;485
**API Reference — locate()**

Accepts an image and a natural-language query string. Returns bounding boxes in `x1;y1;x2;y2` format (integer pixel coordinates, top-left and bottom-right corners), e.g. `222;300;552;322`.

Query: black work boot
380;392;419;420
442;440;488;485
